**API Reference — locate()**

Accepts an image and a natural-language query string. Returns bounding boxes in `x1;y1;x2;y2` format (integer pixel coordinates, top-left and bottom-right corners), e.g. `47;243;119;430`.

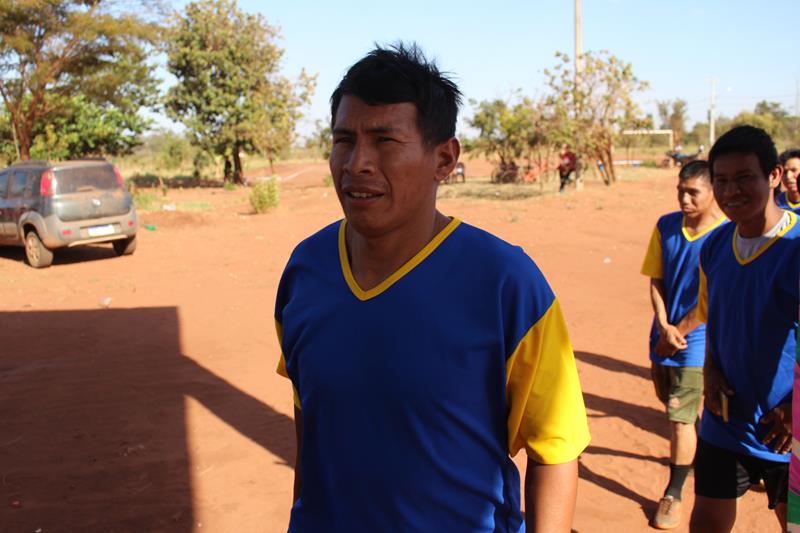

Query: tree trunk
232;148;244;184
606;146;617;184
268;156;275;175
16;123;30;161
224;157;232;182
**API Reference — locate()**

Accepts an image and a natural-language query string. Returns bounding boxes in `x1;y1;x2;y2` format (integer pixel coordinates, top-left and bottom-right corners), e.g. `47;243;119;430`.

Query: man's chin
344;213;390;238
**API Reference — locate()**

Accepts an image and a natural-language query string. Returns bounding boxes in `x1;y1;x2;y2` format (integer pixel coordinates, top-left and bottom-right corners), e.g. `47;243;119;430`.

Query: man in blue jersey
778;148;800;212
641;160;725;529
274;43;590;532
689;126;799;532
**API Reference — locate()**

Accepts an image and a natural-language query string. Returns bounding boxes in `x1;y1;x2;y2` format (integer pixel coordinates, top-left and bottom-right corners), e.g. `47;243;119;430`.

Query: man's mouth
722;201;745;208
347;191;382;199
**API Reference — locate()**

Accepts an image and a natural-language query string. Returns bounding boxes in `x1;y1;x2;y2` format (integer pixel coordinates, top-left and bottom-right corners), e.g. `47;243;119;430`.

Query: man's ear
769;165;784;189
433;137;461;183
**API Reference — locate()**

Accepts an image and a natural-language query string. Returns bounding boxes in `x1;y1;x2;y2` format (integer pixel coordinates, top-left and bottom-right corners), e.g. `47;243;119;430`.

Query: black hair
708;125;779;179
779;148;800;165
678;160;710;182
330;42;462;146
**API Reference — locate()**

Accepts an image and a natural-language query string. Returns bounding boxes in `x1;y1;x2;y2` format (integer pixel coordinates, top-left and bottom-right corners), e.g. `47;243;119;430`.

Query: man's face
330;96;450;237
712;152;780;224
782;157;800;195
677;176;715;218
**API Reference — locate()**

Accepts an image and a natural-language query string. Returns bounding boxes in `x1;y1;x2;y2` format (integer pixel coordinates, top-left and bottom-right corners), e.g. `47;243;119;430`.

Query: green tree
656;99;688;145
732;101;791;140
0;0;160;160
165;0;314;183
29;94;149;160
464;97;532;166
544;51;649;184
306;119;333;160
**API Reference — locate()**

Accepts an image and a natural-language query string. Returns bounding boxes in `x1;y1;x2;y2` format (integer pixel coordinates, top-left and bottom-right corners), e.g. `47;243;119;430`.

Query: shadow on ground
574;350;650;380
0;243;121;267
0;308;293;532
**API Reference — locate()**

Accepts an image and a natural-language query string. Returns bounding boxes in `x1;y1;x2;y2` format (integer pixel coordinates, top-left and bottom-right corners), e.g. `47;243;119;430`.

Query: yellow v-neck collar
681;215;727;242
338;217;461;301
732;211;797;265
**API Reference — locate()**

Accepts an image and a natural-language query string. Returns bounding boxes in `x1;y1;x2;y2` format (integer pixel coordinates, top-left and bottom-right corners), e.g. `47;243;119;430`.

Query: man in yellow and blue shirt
275;43;589;532
690;126;799;532
641;160;726;530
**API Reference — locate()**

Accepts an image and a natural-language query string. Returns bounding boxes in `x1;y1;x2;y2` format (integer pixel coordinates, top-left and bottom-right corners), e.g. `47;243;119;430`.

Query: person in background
558;145;577;192
641;160;726;529
777;148;800;213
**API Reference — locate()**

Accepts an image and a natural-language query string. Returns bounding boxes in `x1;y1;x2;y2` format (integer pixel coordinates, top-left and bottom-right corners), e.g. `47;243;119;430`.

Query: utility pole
574;0;584;190
794;78;799;138
575;0;582;81
709;78;717;148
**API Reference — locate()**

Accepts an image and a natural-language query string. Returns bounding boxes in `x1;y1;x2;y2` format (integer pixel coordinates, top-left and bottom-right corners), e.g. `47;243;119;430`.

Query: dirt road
0;165;778;532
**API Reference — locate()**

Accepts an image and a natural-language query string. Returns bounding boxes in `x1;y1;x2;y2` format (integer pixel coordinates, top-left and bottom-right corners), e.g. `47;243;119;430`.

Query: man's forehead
712;153;761;175
334;96;418;129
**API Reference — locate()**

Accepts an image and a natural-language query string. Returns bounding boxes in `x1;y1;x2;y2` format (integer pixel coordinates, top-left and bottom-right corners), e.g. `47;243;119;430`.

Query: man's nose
343;139;374;175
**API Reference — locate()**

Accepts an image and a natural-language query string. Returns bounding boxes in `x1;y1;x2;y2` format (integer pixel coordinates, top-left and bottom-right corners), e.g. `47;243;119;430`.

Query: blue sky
164;0;799;138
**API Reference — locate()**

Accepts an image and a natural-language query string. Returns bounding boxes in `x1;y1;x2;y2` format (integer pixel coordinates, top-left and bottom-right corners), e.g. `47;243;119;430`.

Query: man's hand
655;324;687;357
760;403;792;454
704;357;734;418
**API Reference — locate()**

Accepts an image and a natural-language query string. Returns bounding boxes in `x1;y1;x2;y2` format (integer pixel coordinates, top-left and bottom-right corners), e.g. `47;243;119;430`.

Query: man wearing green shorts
641;160;726;529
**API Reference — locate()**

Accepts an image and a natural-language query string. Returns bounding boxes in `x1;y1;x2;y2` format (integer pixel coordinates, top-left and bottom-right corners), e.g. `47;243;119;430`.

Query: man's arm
293;406;303;503
525;458;578;532
674;305;702;337
650;278;687;355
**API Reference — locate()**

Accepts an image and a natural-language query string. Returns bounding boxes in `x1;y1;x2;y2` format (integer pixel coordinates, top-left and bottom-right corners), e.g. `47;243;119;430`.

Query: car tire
25;230;54;268
113;235;137;256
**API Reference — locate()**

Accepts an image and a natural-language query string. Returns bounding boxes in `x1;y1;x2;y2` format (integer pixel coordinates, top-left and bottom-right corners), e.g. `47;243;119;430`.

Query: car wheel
113;235;137;256
25;231;54;268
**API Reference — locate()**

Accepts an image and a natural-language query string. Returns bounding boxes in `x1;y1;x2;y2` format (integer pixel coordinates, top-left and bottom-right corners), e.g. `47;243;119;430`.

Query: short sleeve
506;298;590;464
275;320;301;409
641;225;663;279
697;263;708;324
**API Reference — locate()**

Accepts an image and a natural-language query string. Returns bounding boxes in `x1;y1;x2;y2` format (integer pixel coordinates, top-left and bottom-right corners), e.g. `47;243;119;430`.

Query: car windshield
55;165;119;194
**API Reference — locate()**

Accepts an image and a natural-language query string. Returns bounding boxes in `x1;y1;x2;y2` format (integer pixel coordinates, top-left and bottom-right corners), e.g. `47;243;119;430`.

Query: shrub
250;178;279;213
223;181;237;191
322;174;333;187
132;191;158;211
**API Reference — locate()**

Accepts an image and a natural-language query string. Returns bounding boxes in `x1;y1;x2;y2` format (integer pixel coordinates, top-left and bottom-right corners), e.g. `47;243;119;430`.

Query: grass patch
177;201;214;212
132;191;158;211
438;181;545;201
223;181;237;191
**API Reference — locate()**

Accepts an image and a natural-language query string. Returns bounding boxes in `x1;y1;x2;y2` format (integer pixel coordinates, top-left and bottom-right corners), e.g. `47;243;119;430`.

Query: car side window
0;171;8;199
9;171;27;198
23;171;37;198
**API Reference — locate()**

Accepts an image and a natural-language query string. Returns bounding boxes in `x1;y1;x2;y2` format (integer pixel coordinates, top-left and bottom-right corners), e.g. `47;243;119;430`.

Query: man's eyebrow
332;125;404;135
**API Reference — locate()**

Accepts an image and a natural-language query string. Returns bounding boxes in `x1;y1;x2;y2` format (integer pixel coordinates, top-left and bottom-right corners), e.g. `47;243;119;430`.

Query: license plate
88;224;115;237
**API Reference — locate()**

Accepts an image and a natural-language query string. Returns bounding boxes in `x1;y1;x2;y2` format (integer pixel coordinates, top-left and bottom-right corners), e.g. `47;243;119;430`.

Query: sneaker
652;495;681;530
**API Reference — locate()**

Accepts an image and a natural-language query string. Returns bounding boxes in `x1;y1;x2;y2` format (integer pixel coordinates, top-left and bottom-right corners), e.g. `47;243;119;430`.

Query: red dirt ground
0;163;780;532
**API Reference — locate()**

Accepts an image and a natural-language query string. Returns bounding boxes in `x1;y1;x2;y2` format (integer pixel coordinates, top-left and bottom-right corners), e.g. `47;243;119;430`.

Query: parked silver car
0;159;138;268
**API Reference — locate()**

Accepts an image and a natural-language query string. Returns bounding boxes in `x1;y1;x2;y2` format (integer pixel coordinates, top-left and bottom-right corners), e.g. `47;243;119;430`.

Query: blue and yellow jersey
275;218;590;533
776;191;800;213
697;211;800;461
640;212;726;367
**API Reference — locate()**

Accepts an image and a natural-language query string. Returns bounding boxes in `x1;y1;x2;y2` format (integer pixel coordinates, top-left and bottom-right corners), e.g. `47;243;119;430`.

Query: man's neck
738;202;785;238
347;210;450;291
684;207;724;234
787;189;800;204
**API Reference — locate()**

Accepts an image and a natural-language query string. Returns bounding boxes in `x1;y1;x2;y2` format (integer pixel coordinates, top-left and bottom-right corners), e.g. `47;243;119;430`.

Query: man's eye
333;137;352;144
